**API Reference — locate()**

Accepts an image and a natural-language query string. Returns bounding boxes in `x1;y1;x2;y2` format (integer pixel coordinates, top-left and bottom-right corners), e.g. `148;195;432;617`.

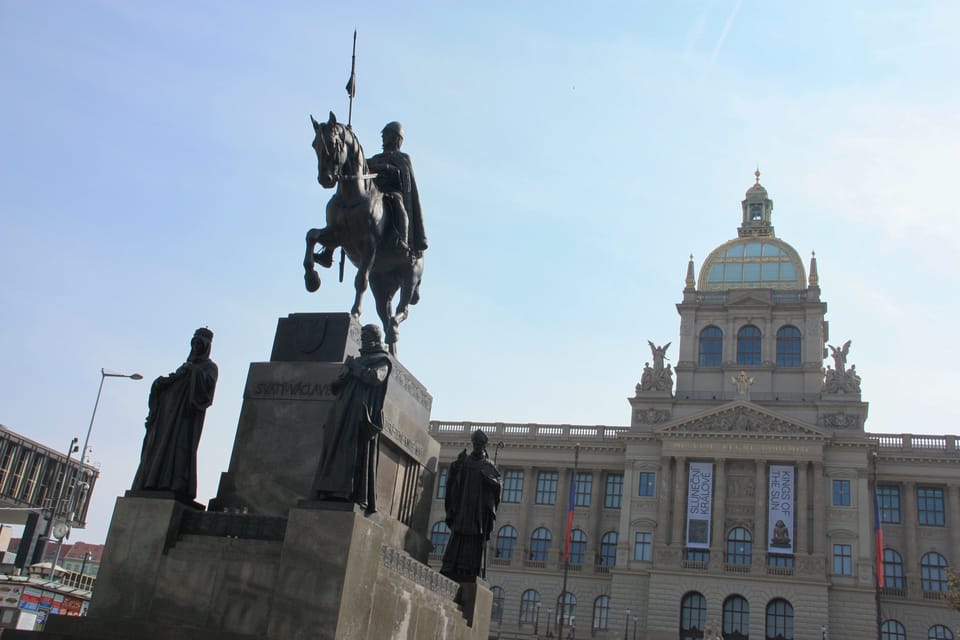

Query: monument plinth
28;313;490;640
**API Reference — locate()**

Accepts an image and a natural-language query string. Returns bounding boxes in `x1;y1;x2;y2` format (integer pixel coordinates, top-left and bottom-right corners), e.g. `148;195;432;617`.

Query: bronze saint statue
441;430;501;583
312;324;392;512
132;328;218;501
367;121;428;257
304;112;425;353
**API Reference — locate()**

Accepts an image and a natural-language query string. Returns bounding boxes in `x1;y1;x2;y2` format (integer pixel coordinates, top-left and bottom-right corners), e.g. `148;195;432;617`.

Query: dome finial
755;165;761;184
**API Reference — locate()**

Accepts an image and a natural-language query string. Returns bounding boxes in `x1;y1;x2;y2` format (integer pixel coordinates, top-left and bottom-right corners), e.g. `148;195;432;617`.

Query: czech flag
564;470;576;561
874;490;885;588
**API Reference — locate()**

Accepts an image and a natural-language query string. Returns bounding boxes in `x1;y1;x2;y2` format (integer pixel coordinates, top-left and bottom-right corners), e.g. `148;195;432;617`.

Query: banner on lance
767;465;795;554
686;462;714;549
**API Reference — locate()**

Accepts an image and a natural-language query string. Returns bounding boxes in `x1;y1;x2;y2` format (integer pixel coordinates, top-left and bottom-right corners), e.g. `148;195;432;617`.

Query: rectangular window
638;472;656;497
918;487;946;526
574;472;592;507
501;469;524;503
686;549;710;562
768;554;794;568
832;479;851;506
634;532;652;561
877;485;901;524
536;471;558;505
833;544;853;576
604;474;624;508
436;466;448;499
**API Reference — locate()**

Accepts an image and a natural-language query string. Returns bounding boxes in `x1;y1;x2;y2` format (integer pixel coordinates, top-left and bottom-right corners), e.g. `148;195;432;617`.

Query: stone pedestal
19;313;492;640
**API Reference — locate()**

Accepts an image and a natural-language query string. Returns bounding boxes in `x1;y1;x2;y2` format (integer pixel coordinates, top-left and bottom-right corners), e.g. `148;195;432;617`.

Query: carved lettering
249;381;335;399
390;366;433;411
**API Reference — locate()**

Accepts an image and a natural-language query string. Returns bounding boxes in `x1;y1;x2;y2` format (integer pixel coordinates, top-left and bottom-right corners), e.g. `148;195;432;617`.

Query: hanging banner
686;462;714;549
767;465;795;554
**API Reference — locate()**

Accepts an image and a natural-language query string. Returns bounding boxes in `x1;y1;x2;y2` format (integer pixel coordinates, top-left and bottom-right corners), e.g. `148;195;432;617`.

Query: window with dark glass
536;471;559;505
680;592;707;640
592;595;610;631
430;521;450;554
529;527;552;562
634;532;652;561
918;487;946;526
878;485;901;523
726;527;752;565
604;473;623;508
568;529;587;564
881;620;906;640
491;586;505;622
502;469;524;503
699;326;723;366
519;590;540;623
496;525;518;559
929;624;954;640
436;466;448;499
765;599;794;640
723;595;750;640
768;554;794;568
574;472;592;507
833;544;853;575
921;552;948;592
737;325;761;365
686;549;710;563
832;479;851;506
883;548;905;589
599;531;617;567
638;472;656;497
775;326;801;367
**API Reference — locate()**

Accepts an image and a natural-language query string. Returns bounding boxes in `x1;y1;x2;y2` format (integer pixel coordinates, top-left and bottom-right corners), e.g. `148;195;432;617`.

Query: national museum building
427;177;960;640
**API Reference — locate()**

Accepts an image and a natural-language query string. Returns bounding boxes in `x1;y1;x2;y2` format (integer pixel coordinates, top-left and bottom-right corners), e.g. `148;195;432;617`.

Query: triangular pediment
726;290;773;307
656;401;827;438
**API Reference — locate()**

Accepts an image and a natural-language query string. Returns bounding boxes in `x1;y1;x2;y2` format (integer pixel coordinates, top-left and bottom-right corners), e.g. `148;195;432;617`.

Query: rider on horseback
367;122;428;259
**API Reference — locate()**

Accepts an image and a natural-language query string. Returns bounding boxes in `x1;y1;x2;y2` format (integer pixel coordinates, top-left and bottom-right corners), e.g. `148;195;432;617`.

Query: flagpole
345;29;357;127
557;443;580;640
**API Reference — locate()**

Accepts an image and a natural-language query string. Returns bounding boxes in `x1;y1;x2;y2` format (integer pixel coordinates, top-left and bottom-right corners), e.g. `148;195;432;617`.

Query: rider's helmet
381;121;405;139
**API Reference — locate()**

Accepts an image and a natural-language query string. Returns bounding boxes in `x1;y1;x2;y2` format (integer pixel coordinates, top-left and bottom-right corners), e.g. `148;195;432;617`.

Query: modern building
428;176;960;640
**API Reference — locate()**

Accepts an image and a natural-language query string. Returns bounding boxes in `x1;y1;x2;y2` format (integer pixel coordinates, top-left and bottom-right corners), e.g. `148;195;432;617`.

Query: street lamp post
51;368;141;580
624;608;631;640
546;608;553;638
535;601;541;637
41;436;78;578
633;616;638;640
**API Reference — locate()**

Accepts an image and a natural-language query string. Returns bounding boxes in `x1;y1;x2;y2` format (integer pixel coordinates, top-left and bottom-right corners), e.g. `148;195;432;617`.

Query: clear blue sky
2;1;957;545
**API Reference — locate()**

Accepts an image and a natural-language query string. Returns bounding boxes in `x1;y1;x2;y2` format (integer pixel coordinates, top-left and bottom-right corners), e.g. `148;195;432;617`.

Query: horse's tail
338;248;346;283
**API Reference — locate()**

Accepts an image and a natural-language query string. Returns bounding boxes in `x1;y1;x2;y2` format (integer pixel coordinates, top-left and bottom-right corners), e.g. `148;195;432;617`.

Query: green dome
698;237;806;292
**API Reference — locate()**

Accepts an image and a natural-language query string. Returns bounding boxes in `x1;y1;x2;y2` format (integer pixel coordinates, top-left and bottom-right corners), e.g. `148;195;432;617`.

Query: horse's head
311;111;348;189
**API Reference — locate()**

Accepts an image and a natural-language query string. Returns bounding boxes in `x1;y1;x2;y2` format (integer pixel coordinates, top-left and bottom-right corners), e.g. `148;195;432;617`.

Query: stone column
515;465;535;564
672;456;687;547
903;481;919;592
812;463;825;555
796;462;808;556
950;485;960;563
711;459;727;563
655;457;672;548
753;461;766;565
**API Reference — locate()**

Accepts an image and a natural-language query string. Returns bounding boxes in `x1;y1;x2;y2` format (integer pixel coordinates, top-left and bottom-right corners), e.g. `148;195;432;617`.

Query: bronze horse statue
304;112;423;353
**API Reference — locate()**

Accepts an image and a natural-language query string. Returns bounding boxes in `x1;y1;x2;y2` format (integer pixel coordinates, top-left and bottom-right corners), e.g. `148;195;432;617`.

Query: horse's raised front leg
350;238;377;318
303;228;323;292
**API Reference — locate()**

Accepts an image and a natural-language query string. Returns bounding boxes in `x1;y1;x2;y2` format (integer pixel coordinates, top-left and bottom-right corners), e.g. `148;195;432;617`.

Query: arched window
568;529;587;565
699;326;723;366
519;590;540;623
930;625;955;640
496;525;518;559
430;521;450;554
776;326;801;367
491;586;505;623
921;552;949;592
599;531;618;567
556;592;576;626
881;620;906;640
592;595;610;631
723;595;750;640
726;527;752;565
765;599;793;640
737;325;762;365
529;527;552;562
680;592;706;640
883;548;905;589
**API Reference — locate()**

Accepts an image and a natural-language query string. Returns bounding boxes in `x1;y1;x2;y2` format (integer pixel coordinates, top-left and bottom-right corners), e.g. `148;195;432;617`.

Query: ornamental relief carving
725;504;754;518
727;475;756;498
667;407;818;436
820;412;862;429
635;408;672;424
